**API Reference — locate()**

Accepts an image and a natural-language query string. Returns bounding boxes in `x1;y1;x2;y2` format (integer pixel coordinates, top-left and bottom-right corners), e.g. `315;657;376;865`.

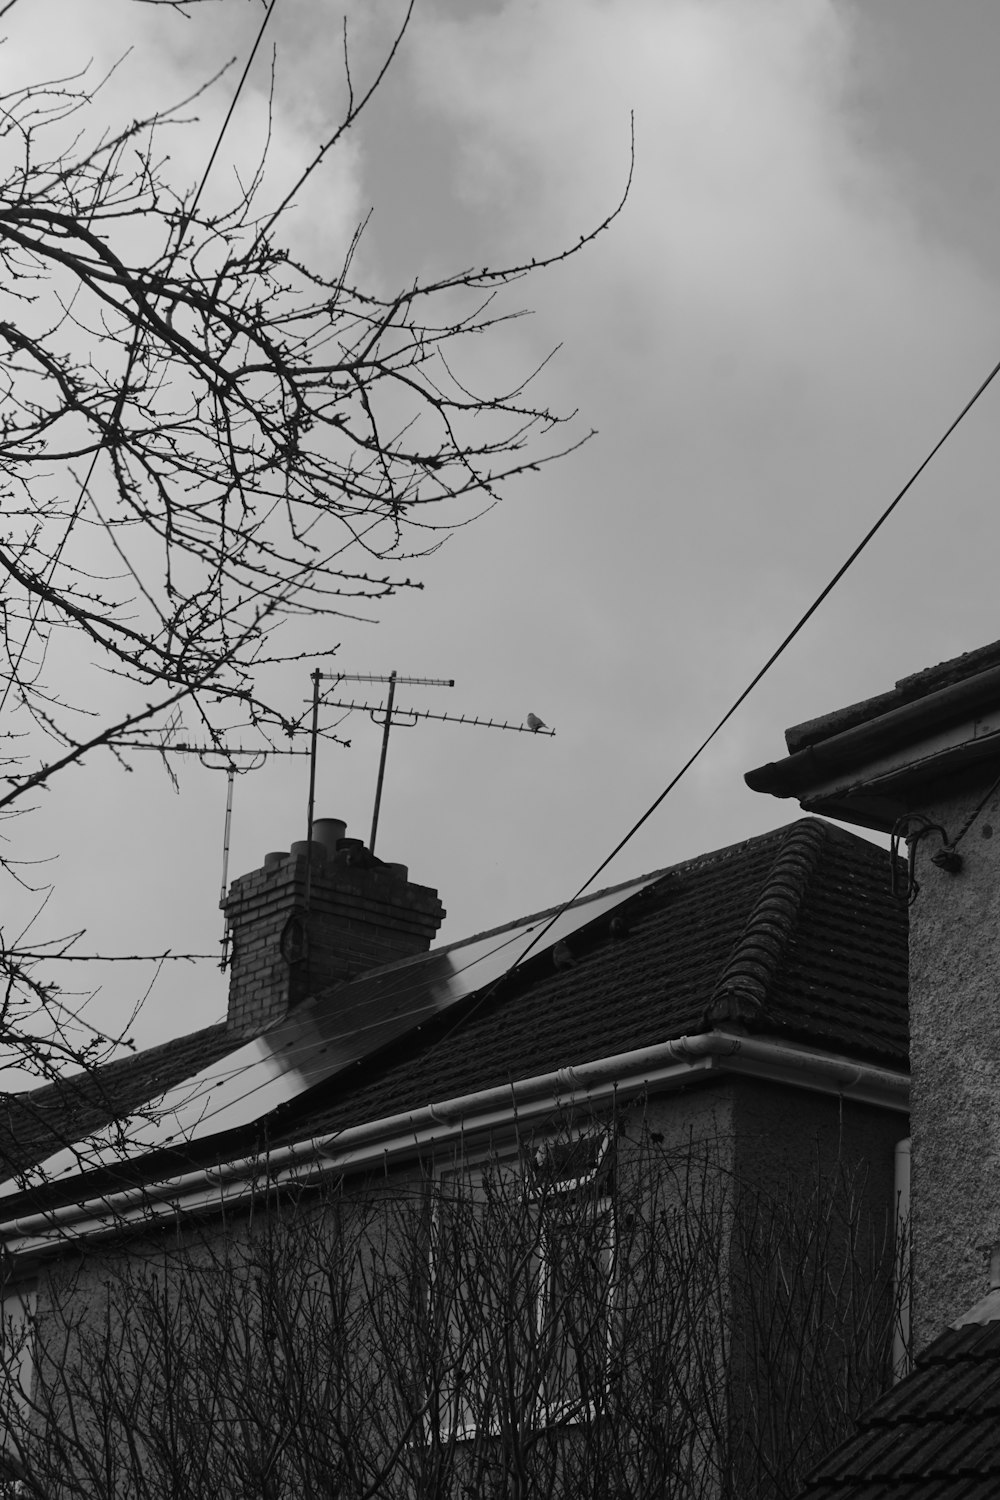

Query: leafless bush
0;1123;903;1499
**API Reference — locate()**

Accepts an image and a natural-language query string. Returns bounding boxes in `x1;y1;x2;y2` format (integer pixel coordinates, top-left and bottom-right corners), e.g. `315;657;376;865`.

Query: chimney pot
335;837;370;867
290;839;325;863
312;817;347;854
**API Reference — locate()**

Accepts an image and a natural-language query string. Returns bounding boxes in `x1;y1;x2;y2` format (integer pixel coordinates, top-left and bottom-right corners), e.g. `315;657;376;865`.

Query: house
0;813;910;1497
746;635;1000;1494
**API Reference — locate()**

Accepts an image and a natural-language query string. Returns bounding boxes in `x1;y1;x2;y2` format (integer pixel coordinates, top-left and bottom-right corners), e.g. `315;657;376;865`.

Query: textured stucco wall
12;1074;904;1495
732;1077;901;1208
906;767;1000;1348
628;1079;737;1161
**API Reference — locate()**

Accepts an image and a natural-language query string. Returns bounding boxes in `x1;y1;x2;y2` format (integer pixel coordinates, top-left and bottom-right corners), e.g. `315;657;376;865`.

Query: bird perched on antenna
526;712;547;732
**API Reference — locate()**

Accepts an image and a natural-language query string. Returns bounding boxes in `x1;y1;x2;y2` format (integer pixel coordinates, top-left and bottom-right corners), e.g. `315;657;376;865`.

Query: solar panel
1;872;663;1196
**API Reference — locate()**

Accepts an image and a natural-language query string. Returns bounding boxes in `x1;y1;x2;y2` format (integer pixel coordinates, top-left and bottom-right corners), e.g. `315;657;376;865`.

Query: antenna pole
369;671;397;856
218;765;236;969
305;667;321;906
306;665;547;854
220;766;235;907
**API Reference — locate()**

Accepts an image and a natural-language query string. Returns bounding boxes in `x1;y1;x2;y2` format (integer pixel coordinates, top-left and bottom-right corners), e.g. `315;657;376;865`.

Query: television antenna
306;668;555;856
99;733;321;969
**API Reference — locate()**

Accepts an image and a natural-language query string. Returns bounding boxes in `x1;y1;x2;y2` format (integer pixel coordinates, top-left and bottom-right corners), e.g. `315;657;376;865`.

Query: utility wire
183;340;1000;1094
0;1;278;719
479;345;1000;987
45;244;1000;1139
176;0;277;241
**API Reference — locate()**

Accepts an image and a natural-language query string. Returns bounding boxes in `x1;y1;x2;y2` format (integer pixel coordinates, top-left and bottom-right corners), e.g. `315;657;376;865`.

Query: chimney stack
223;816;446;1036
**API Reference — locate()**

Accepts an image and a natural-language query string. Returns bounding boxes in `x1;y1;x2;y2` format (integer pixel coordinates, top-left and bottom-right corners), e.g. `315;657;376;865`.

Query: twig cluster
0;3;627;1093
0;1124;905;1499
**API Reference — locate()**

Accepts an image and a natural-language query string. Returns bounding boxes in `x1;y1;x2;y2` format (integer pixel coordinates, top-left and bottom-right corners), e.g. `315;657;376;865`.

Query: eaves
0;1030;909;1260
746;681;1000;832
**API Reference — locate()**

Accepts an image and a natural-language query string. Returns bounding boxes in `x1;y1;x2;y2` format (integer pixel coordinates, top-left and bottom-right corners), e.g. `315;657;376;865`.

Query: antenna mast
369;671;397;853
307;668;555;859
308;671;456;855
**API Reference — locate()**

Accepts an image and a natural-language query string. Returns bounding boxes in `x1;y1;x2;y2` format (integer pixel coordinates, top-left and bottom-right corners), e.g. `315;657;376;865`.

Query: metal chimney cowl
223;816;445;1037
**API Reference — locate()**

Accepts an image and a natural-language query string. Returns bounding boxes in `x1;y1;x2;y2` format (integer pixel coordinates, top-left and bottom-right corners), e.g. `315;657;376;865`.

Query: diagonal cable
454;345;1000;1025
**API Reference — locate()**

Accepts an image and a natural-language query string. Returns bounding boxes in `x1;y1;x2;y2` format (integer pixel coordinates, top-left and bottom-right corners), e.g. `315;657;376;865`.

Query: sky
5;0;1000;1066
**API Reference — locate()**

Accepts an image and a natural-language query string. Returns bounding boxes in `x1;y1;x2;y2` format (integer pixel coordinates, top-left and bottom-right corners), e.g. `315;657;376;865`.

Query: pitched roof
275;817;906;1146
0;817;907;1206
802;1308;1000;1497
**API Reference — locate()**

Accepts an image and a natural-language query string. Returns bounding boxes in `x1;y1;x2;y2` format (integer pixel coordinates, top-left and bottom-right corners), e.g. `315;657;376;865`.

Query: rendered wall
904;765;1000;1348
732;1077;901;1212
8;1075;902;1499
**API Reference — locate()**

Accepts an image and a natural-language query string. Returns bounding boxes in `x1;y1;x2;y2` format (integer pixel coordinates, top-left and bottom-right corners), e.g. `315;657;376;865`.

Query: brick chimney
223;816;446;1036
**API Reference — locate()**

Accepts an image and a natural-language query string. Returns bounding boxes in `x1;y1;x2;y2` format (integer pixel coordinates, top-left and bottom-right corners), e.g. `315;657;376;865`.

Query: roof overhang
745;663;1000;831
0;1030;909;1261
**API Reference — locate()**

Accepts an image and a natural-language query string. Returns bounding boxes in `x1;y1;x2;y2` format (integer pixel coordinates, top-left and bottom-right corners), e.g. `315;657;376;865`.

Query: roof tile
802;1318;1000;1495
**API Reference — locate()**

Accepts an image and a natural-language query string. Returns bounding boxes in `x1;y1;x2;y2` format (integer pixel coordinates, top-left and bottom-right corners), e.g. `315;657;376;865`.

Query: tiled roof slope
0;1023;232;1185
0;819;907;1183
272;818;907;1146
803;1317;1000;1497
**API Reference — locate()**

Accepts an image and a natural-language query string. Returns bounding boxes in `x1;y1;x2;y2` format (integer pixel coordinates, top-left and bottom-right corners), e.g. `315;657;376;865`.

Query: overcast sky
6;0;1000;1062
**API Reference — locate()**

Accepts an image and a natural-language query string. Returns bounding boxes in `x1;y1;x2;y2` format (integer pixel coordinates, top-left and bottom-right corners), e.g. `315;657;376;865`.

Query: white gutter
1;1030;909;1257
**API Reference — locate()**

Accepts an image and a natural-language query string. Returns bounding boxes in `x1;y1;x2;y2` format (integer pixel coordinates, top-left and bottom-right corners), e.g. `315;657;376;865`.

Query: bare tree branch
0;2;629;1095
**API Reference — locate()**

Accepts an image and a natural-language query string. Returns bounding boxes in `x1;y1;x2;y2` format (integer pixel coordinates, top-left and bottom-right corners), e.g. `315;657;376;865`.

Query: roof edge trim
746;663;1000;801
1;1034;909;1256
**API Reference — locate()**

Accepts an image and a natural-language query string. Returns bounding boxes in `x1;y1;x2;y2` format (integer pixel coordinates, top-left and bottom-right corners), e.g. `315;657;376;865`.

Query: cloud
7;0;1000;1062
5;1;366;266
391;0;996;614
361;0;1000;891
404;0;964;377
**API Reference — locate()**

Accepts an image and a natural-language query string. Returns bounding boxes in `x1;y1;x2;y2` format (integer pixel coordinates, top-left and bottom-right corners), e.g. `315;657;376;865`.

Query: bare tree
0;1124;905;1499
0;2;627;1088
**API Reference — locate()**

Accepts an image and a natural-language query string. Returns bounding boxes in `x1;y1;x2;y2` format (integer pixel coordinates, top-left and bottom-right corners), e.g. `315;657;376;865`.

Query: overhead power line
484;344;1000;985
